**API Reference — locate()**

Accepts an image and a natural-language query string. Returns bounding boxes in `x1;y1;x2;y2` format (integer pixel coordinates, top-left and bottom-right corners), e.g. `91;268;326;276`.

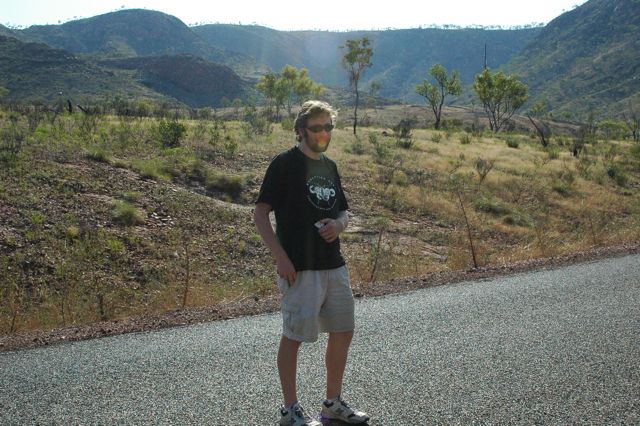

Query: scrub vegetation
1;102;639;335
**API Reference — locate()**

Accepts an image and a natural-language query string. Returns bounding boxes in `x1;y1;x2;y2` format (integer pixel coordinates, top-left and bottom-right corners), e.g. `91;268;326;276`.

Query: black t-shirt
256;146;349;271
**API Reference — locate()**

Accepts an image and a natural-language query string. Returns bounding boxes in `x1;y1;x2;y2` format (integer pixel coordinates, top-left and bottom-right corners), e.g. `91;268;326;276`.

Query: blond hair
294;100;338;141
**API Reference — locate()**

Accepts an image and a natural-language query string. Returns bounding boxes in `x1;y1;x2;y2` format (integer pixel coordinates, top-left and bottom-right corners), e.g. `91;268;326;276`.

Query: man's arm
318;210;349;243
253;202;297;284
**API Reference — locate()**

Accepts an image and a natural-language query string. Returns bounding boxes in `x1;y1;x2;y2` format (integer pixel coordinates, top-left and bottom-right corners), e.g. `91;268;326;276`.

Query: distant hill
0;24;15;37
16;9;264;77
7;4;640;116
193;25;542;102
0;35;165;103
0;35;250;107
100;54;252;107
505;0;640;117
10;9;541;102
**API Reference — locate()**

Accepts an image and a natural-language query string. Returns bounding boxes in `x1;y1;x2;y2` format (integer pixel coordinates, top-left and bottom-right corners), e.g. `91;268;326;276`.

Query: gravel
1;254;639;425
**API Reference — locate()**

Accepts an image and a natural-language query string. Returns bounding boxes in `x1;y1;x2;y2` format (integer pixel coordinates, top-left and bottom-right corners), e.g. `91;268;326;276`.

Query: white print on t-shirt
307;175;337;210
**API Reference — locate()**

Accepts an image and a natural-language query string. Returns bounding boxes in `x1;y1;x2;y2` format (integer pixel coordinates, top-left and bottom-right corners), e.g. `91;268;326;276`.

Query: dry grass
1;105;639;334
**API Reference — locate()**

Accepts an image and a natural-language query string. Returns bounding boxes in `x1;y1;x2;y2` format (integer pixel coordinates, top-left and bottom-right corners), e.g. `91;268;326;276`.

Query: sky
2;0;588;31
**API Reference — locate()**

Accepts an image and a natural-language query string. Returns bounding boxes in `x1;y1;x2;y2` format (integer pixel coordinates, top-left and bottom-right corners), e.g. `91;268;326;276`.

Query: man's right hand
276;255;297;285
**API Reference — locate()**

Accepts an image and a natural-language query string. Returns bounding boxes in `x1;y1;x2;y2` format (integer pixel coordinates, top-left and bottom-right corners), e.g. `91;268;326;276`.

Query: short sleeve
256;155;284;210
334;163;349;212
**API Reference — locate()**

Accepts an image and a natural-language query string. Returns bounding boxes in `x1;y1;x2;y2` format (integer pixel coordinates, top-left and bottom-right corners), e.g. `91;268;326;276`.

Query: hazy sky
3;0;588;31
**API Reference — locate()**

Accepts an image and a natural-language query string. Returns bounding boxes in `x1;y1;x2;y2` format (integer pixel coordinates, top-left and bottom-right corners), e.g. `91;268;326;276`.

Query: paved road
1;254;639;425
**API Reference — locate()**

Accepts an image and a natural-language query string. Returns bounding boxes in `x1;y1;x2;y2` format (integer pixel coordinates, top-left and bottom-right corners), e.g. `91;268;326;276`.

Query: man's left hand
317;218;344;243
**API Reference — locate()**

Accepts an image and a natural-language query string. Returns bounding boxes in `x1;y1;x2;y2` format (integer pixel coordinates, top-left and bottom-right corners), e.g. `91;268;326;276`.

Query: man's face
301;113;333;153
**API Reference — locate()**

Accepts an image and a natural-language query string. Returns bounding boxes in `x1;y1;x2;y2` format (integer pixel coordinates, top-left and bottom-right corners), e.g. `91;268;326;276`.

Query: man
254;100;369;426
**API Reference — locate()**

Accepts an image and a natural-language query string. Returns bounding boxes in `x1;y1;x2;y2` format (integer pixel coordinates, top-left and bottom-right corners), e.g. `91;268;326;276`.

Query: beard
305;136;331;153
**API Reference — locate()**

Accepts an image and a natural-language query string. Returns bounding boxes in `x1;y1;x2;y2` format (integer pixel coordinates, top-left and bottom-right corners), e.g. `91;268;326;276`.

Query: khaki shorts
277;265;355;343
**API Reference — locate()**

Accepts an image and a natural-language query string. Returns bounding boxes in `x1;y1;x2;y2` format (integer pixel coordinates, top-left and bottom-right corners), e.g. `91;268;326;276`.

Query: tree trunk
353;82;359;135
527;114;549;147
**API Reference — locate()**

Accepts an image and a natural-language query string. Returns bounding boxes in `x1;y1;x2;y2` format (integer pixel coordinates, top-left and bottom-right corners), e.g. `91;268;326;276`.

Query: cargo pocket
277;276;290;294
282;302;302;338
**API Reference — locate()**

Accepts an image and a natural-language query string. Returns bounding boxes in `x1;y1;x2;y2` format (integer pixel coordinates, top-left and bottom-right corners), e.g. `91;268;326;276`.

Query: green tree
257;66;323;121
415;64;462;130
232;98;243;120
294;68;324;106
281;65;299;117
341;37;373;135
256;72;282;121
598;119;627;141
473;69;528;132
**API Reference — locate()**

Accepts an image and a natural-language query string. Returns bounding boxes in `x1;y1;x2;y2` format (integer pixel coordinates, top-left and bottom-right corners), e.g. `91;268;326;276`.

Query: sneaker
321;396;369;424
280;403;322;426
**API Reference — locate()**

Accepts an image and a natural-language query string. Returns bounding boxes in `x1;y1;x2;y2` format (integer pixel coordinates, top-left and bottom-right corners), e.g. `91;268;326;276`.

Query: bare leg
278;335;302;407
325;330;354;400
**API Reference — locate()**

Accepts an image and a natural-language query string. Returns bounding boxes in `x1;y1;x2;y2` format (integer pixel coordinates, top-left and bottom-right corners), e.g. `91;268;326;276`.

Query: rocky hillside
505;0;640;116
100;54;252;107
0;35;163;102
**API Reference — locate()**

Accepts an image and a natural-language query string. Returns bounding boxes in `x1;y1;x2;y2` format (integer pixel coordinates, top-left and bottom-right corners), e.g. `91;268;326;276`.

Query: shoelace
293;407;311;421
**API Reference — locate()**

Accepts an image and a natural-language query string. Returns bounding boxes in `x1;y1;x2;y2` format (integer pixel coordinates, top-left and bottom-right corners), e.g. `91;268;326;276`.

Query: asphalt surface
1;254;639;425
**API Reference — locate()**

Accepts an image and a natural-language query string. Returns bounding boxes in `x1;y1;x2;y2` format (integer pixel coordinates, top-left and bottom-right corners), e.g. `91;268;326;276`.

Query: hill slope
100;54;252;107
0;35;164;102
505;0;640;117
193;25;541;102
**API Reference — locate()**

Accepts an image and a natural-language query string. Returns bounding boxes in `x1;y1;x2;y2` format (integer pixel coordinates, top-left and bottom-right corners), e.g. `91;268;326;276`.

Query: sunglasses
306;123;334;133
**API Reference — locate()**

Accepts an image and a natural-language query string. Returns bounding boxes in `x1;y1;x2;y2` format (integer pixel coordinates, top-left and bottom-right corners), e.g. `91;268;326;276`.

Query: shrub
121;191;141;203
223;135;239;158
506;137;519;148
206;171;246;199
157;119;187;148
131;159;171;181
552;183;573;197
441;118;463;130
209;119;223;147
390;170;409;186
557;167;575;185
86;149;112;163
346;137;367;155
576;155;595;178
474;195;512;216
431;133;442;143
281;117;294;131
30;212;46;226
106;238;125;255
393;118;416;149
66;225;81;239
0;121;26;156
459;133;472;145
112;201;145;226
503;212;533;228
547;147;560;160
371;134;391;164
606;164;628;187
242;105;272;137
113;159;129;169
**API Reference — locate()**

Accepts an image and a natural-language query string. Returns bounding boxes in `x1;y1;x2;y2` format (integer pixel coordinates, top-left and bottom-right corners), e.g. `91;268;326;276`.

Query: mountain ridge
2;3;639;116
